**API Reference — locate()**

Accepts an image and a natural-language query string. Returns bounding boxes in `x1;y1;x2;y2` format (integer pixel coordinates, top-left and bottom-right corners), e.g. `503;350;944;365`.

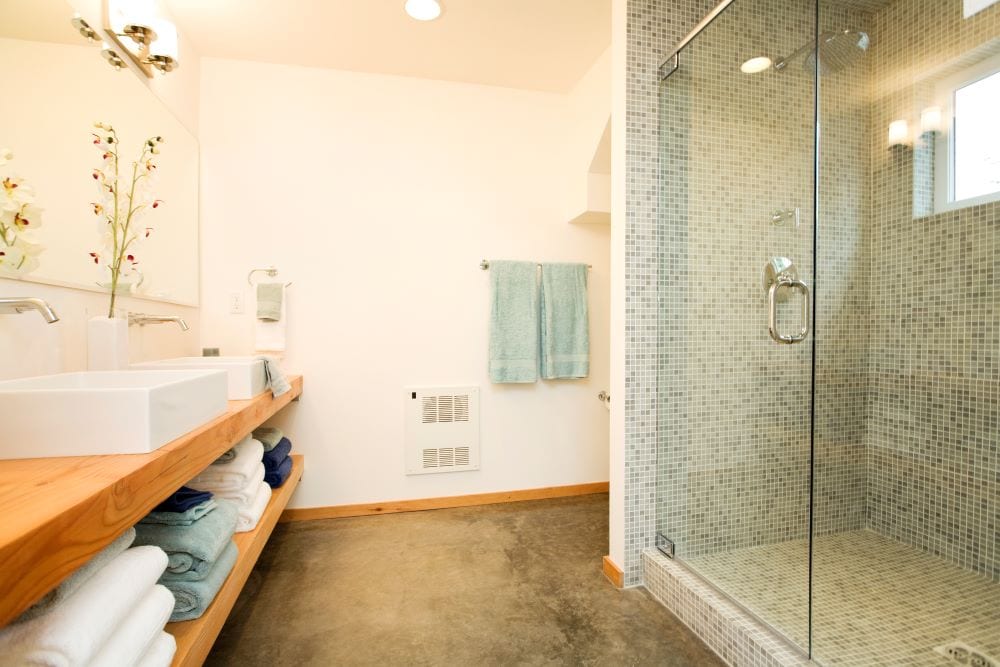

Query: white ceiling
162;0;611;93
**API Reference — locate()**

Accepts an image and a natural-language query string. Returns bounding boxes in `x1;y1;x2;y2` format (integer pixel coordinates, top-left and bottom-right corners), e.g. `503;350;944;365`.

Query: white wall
199;58;611;509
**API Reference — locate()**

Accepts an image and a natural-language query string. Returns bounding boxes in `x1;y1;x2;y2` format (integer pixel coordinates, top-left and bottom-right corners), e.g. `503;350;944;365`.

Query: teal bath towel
488;260;539;383
134;499;238;581
163;540;238;622
540;263;589;379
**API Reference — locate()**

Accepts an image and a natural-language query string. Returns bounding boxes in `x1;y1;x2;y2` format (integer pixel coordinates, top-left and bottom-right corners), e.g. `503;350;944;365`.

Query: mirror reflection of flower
0;148;45;276
89;122;164;317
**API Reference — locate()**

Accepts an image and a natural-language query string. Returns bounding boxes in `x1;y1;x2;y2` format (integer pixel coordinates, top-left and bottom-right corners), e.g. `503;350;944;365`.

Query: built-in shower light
920;106;943;134
405;0;441;21
888;119;910;146
740;56;773;74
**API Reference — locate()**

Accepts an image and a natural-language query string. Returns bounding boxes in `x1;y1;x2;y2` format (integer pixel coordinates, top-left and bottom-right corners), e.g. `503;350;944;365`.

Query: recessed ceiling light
740;56;773;74
405;0;441;21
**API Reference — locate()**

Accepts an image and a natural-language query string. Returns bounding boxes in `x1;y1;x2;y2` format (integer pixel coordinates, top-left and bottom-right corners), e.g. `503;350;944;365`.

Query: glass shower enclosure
655;0;999;664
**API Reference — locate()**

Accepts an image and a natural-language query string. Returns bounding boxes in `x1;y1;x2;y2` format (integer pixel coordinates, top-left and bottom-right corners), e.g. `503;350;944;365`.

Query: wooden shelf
0;376;303;627
167;454;304;667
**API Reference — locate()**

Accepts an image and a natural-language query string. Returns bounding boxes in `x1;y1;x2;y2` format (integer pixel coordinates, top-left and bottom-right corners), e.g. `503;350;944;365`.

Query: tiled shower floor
684;530;1000;666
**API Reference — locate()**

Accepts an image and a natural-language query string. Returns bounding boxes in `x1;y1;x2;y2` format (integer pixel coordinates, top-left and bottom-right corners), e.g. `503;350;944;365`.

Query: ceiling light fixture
99;0;180;77
740;56;773;74
405;0;442;21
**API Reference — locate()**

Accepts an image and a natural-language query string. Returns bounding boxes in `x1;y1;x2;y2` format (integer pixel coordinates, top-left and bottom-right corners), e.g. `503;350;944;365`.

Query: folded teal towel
488;260;539;383
256;283;283;321
134;499;238;581
163;540;238;622
141;499;217;527
252;426;283;451
540;263;589;379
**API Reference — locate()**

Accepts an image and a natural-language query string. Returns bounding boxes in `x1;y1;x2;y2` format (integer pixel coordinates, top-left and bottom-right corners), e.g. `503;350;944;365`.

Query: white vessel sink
0;370;228;460
132;357;267;400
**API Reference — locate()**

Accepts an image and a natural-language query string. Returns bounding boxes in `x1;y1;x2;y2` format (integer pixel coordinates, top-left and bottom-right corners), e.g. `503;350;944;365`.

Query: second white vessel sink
0;370;228;460
132;357;267;400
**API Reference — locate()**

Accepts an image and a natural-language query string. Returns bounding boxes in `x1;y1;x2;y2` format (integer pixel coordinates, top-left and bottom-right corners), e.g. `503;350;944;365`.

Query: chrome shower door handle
767;277;811;344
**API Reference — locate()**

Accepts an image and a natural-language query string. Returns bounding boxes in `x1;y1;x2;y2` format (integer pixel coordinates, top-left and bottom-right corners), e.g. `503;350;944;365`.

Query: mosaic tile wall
623;0;716;586
865;0;1000;579
653;0;873;567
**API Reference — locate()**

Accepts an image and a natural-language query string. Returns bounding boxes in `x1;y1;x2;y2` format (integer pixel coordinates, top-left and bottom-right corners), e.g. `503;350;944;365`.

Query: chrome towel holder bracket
247;266;292;287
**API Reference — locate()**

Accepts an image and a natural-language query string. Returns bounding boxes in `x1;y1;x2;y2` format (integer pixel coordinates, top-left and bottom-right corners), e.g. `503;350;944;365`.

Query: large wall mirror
0;0;198;305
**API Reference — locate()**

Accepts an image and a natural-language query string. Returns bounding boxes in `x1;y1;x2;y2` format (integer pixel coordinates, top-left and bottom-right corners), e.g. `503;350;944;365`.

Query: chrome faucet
128;312;190;331
0;297;59;323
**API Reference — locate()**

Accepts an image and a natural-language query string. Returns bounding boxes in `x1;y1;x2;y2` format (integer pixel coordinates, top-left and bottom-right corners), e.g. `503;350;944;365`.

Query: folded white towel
135;632;176;667
236;480;272;533
88;585;174;667
0;546;168;667
187;437;263;492
195;461;265;506
17;528;136;623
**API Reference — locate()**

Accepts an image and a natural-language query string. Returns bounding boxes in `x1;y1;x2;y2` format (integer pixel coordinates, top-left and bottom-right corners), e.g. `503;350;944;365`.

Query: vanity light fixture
71;14;100;43
740;56;773;74
101;0;180;77
888;119;910;147
100;42;126;71
920;106;943;134
405;0;442;21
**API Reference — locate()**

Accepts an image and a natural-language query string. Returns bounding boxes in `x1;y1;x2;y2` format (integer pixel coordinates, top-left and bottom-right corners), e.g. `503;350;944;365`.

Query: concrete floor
208;494;724;666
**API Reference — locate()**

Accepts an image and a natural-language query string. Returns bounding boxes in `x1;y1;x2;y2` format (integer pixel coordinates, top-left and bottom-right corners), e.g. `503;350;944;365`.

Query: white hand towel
187;437;263;492
135;632;176;667
0;546;168;667
88;585;174;667
192;462;265;506
254;284;286;353
236;480;272;533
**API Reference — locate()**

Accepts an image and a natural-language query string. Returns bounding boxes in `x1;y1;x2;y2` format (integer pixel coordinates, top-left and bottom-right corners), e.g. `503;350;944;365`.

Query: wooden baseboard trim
602;555;624;588
280;481;609;522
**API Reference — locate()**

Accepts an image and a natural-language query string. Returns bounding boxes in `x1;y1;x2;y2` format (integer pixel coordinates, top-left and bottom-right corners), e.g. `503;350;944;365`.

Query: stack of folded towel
253;426;294;488
187;436;271;533
133;492;239;623
0;533;176;667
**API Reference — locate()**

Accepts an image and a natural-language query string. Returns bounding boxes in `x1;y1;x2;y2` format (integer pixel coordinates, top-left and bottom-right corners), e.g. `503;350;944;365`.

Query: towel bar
479;260;592;271
247;267;292;287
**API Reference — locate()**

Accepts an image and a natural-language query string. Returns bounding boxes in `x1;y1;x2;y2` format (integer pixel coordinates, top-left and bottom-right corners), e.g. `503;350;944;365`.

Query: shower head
774;29;869;75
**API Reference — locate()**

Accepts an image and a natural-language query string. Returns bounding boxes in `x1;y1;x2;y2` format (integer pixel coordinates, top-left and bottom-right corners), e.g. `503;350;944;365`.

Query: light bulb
405;0;441;21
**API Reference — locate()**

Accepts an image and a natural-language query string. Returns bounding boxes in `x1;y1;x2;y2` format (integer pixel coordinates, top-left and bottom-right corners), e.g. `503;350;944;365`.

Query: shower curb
642;549;812;667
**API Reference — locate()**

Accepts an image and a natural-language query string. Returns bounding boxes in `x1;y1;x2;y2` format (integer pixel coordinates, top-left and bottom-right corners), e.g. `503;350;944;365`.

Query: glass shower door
655;0;818;652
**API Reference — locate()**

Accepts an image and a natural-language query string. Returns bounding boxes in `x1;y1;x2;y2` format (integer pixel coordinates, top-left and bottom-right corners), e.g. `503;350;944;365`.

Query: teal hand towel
163;540;238;622
134;499;238;581
540;263;590;379
488;260;539;383
141;499;217;527
256;282;283;321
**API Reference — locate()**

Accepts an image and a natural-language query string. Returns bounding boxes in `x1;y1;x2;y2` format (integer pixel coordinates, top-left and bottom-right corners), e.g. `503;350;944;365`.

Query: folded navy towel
154;487;213;513
264;456;292;488
262;437;291;470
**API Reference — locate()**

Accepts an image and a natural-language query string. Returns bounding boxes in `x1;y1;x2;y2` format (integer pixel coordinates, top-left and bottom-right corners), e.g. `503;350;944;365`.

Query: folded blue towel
264;456;293;488
141;499;217;527
540;263;590;379
134;499;238;581
262;437;291;470
163;540;238;622
154;487;213;513
488;260;539;383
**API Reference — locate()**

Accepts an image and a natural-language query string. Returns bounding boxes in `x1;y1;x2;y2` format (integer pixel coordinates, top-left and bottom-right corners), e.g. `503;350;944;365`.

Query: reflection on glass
954;69;1000;201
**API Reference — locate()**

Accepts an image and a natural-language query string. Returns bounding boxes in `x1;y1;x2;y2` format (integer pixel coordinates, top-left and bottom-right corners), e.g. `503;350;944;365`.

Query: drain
935;641;998;667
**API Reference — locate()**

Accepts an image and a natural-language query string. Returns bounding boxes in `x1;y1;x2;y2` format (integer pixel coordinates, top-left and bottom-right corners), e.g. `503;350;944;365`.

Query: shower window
934;53;1000;211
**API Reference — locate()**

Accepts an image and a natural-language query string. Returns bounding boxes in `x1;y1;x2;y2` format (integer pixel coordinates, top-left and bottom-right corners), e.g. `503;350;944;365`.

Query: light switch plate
229;292;244;314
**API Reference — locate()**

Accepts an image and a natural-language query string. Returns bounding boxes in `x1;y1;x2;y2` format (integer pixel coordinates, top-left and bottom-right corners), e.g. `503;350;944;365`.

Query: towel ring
247;267;292;287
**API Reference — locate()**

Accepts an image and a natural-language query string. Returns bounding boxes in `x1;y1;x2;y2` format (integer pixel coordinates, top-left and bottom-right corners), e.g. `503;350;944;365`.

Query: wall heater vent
406;387;479;475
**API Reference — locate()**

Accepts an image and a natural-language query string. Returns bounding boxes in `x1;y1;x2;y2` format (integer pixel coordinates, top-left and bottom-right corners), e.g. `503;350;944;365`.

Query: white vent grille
405;387;480;475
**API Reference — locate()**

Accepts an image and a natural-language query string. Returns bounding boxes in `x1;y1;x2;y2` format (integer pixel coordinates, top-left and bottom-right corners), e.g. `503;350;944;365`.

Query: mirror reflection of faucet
0;297;59;323
128;312;189;331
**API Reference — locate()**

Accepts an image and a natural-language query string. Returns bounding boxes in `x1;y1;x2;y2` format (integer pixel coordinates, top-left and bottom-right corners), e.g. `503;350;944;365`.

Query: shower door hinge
656;532;676;559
